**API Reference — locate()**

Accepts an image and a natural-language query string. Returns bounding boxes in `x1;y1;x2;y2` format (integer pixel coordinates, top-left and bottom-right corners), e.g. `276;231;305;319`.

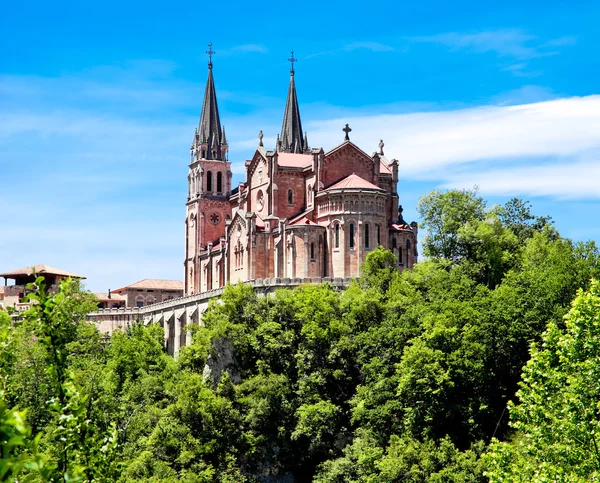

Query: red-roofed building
184;60;417;294
111;279;184;308
0;264;85;310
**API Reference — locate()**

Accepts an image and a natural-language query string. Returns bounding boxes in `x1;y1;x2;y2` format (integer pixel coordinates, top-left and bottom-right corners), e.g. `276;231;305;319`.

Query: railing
88;277;353;318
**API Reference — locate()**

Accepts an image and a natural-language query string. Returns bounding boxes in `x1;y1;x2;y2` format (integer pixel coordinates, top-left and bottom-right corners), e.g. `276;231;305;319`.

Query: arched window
392;238;397;250
288;189;294;205
217;172;223;193
335;224;340;248
349;223;355;249
364;223;370;248
377;225;381;246
406;239;411;249
307;185;312;205
310;242;315;260
207;171;213;192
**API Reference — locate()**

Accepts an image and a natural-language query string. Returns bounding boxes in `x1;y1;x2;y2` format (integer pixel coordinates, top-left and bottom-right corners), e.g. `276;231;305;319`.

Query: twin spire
194;45;308;160
193;43;226;161
278;51;309;154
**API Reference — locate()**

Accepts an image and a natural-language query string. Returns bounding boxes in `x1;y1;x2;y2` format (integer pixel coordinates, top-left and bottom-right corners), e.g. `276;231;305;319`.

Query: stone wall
89;278;352;357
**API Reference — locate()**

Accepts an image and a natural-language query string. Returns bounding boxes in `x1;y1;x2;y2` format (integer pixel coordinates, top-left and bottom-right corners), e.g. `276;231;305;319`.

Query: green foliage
417;188;487;261
486;280;600;482
4;190;599;482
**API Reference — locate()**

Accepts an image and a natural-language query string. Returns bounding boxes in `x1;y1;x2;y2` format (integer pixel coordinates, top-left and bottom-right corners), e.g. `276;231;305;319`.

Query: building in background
94;291;127;309
184;52;418;295
0;264;85;310
111;279;184;308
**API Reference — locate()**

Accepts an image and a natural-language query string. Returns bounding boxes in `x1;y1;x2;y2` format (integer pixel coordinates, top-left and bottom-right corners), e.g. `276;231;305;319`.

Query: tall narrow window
349;223;355;249
335;224;340;248
307;185;312;205
377;225;381;245
288;189;293;205
364;223;370;248
217;172;223;193
207;171;213;192
392;238;397;250
310;242;315;261
406;239;411;249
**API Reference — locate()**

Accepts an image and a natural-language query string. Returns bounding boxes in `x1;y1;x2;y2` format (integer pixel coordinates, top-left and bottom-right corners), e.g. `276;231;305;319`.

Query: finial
276;133;281;151
258;130;264;147
343;123;352;141
206;43;215;69
379;139;384;155
288;50;297;76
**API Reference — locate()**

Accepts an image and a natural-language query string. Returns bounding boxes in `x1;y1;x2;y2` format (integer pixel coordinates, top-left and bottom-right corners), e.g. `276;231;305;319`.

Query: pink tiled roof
380;159;392;174
390;223;412;231
114;279;184;292
289;216;319;226
277;153;312;169
0;264;85;279
326;173;383;191
255;214;266;229
94;292;126;302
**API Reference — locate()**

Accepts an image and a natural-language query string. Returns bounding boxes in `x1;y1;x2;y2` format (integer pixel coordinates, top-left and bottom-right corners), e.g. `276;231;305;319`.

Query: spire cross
288;50;297;75
343;123;352;141
206;43;215;69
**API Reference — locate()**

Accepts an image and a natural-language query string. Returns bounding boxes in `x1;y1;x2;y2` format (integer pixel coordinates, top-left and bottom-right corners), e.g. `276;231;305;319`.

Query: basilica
184;51;418;295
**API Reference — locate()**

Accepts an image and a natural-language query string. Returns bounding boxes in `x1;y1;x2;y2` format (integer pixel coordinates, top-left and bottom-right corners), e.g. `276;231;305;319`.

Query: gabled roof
390;223;413;232
114;279;184;292
94;292;126;302
289;215;319;226
0;264;85;279
325;140;372;160
277;152;312;169
326;173;384;191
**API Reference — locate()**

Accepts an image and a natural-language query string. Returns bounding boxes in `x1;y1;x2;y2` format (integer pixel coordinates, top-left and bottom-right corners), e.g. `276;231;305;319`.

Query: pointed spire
197;44;224;161
279;51;306;154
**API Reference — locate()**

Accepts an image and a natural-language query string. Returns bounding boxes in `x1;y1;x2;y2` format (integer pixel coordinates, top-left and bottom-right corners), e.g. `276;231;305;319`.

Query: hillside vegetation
2;189;600;482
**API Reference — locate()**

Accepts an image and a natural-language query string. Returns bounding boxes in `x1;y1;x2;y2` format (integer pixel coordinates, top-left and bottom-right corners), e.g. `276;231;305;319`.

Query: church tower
278;51;309;154
185;45;232;295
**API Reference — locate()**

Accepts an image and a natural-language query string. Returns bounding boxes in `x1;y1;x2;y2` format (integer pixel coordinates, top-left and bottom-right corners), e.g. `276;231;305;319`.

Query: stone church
184;52;418;295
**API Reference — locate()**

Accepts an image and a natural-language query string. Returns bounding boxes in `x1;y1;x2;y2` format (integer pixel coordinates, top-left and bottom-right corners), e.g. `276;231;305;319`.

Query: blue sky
2;0;600;291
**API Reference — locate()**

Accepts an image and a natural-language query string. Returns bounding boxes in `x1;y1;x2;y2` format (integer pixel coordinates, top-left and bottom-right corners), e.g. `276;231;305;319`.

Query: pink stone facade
184;65;418;295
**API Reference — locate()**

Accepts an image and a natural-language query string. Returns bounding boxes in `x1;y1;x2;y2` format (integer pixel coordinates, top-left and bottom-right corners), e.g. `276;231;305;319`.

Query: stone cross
288;50;297;75
343;123;352;141
206;43;215;69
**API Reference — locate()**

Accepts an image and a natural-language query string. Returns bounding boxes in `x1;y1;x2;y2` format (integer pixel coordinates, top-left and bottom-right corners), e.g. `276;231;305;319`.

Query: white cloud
412;28;564;60
305;95;600;184
2;61;600;291
442;159;600;199
306;41;395;58
343;41;395;52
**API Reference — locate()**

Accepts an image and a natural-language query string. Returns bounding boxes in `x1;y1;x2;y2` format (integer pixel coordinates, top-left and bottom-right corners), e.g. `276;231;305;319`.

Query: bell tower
184;45;232;295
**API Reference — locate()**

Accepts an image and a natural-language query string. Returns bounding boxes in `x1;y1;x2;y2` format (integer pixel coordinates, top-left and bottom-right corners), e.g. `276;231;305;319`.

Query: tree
417;188;486;261
486;280;600;482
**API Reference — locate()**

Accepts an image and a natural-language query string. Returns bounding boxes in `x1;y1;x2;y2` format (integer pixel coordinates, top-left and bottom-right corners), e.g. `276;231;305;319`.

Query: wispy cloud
442;159;600;199
2;60;599;291
220;44;269;55
307;41;395;58
343;41;395;52
305;95;600;197
411;29;575;76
